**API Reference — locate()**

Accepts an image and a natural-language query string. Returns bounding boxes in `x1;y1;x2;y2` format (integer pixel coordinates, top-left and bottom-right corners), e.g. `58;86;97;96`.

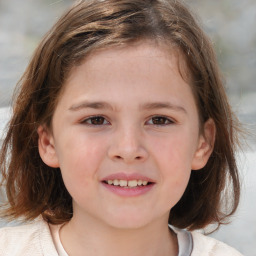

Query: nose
107;125;149;164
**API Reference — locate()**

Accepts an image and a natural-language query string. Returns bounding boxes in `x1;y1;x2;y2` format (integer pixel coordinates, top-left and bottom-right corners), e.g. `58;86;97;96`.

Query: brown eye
148;116;173;125
82;116;109;125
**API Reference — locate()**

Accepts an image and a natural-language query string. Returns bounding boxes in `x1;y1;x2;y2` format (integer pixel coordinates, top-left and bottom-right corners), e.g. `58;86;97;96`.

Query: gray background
0;0;255;255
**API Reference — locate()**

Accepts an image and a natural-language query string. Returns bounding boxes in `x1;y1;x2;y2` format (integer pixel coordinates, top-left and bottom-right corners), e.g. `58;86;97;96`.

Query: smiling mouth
103;179;154;188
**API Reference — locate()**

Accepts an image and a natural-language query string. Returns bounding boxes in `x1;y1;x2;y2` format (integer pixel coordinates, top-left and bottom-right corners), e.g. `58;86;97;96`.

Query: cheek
150;128;198;166
149;130;195;205
55;133;108;187
158;147;192;208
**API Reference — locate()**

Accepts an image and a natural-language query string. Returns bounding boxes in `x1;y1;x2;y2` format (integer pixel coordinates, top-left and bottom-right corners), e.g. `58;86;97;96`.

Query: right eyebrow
69;101;114;111
140;102;187;114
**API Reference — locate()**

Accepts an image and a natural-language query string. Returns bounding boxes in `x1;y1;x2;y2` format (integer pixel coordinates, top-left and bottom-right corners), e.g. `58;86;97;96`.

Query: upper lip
101;173;155;183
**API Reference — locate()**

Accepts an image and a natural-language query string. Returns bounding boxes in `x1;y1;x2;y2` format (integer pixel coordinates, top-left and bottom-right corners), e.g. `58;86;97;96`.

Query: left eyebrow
69;101;114;111
139;102;187;114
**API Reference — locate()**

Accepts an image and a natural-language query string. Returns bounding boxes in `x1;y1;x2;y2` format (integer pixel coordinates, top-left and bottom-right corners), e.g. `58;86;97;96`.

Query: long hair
0;0;241;230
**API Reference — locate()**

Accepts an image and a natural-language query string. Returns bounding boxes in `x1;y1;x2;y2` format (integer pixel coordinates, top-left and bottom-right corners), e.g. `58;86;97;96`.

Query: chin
102;210;158;230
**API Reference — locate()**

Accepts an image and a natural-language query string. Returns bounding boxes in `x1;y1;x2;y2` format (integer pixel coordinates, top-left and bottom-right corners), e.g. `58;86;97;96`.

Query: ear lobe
191;118;216;170
37;125;59;168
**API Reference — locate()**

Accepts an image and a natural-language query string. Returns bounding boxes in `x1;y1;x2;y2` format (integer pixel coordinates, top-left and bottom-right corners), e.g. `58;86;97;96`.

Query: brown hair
0;0;241;230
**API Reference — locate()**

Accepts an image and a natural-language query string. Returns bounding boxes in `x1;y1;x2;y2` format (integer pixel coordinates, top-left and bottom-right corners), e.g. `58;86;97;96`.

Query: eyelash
146;116;175;126
80;116;110;126
80;115;175;126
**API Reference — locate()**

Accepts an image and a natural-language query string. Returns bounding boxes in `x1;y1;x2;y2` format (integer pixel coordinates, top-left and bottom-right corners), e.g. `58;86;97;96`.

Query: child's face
39;41;214;229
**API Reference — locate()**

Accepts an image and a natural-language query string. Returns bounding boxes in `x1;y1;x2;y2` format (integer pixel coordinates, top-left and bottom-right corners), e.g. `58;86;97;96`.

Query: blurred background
0;0;255;255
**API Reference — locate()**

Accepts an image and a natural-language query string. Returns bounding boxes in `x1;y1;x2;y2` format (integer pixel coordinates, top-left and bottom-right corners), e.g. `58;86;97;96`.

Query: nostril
115;155;142;160
109;147;148;163
113;155;145;162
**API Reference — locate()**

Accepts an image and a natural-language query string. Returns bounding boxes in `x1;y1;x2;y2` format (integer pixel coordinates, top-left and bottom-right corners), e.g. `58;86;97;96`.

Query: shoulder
0;218;58;256
191;231;243;256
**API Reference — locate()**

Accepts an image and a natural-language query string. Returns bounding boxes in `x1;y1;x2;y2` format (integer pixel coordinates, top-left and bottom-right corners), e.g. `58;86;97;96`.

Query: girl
0;0;243;255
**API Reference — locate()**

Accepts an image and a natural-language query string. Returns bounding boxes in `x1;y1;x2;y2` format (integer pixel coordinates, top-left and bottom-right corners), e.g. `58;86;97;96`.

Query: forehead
56;41;197;115
67;40;191;85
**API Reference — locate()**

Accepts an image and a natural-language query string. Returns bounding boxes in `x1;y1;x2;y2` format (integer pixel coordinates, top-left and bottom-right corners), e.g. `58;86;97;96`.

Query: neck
60;213;178;256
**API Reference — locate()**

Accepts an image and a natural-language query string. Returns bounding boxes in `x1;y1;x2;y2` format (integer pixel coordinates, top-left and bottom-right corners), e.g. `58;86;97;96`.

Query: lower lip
101;182;155;197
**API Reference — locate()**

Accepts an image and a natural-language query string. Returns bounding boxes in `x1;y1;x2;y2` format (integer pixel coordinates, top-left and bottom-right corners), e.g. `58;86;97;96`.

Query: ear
37;125;59;168
191;118;216;170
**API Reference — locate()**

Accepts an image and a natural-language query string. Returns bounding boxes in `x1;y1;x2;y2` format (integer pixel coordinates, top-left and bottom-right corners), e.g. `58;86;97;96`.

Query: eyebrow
139;102;187;114
69;101;187;114
69;101;114;111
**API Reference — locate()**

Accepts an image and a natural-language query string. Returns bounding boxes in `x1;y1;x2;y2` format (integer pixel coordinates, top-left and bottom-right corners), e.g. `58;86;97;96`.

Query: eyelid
80;115;110;126
145;115;176;126
79;115;175;126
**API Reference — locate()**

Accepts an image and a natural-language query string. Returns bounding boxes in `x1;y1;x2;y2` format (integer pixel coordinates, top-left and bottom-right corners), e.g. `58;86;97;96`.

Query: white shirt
50;224;69;256
50;223;193;256
0;218;243;255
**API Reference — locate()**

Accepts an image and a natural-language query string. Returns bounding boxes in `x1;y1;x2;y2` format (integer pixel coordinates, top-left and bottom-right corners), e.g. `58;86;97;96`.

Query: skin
38;41;215;256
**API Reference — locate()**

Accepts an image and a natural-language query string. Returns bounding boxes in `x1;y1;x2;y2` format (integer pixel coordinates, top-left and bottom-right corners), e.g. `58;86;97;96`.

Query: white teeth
119;180;128;187
105;179;150;187
128;180;138;187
